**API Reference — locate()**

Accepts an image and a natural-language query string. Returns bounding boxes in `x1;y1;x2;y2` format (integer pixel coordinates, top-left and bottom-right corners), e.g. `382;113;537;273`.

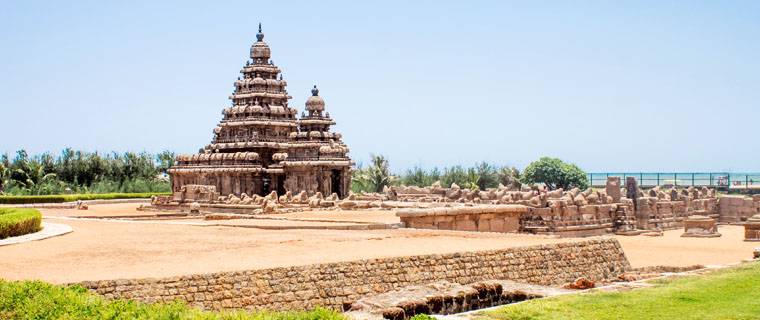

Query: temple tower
168;24;352;198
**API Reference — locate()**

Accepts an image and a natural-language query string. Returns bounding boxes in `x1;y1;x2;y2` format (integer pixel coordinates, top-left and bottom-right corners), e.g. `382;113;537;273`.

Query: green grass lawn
0;280;344;320
481;262;760;320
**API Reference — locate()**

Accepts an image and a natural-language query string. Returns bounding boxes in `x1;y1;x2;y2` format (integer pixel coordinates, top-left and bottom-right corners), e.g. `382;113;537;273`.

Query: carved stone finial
256;23;264;41
311;85;319;96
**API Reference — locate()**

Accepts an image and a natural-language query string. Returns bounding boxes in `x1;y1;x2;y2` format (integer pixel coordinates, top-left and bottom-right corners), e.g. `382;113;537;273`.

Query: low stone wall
397;205;527;233
78;239;629;311
719;195;758;222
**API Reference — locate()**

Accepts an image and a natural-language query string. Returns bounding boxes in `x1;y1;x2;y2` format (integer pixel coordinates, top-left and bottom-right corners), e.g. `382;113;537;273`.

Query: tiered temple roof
168;24;352;197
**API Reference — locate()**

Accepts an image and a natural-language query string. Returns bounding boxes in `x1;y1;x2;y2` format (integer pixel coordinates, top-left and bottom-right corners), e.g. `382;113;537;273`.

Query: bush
0;208;42;239
0;280;345;320
0;193;171;205
521;157;589;190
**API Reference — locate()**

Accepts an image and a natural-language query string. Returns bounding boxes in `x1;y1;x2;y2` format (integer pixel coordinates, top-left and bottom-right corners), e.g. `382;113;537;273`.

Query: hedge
0;280;345;320
0;193;171;205
0;208;42;239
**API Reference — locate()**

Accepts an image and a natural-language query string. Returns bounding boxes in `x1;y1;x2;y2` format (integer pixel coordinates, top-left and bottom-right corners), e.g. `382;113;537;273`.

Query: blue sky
1;1;759;172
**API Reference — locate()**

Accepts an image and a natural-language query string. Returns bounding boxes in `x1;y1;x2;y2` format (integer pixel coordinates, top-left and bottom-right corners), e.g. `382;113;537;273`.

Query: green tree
498;166;522;189
156;151;176;175
352;154;396;193
521;157;588;190
0;154;11;194
441;165;468;188
12;160;61;195
474;162;499;190
401;166;440;187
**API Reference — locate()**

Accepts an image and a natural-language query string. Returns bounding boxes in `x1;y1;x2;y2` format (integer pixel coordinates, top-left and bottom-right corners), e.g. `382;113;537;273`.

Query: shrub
0;193;171;205
0;208;42;239
521;157;589;190
0;280;345;320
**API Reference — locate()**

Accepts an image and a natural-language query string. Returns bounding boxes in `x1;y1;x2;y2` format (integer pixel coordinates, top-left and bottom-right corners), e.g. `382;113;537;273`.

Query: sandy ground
42;203;155;218
278;210;401;224
0;208;568;283
0;204;756;284
616;225;757;268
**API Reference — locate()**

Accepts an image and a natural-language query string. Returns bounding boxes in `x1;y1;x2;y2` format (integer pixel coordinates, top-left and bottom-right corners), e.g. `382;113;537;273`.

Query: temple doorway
331;170;342;198
275;175;286;196
261;176;271;196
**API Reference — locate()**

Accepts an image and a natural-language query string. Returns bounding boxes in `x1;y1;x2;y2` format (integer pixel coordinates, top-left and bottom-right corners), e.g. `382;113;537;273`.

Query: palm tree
14;160;59;195
474;162;499;190
156;150;176;176
498;166;522;190
0;156;11;194
354;154;396;193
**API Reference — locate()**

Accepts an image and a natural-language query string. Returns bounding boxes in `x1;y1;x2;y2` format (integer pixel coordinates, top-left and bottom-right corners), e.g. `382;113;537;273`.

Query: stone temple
169;24;352;198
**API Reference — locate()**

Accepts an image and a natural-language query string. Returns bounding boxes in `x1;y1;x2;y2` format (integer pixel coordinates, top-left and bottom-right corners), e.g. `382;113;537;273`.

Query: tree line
0;149;174;195
352;155;588;194
0;149;588;196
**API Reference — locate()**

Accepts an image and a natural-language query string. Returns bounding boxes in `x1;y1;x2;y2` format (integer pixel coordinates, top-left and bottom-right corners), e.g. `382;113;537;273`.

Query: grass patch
0;193;171;205
0;208;42;239
481;262;760;320
0;280;345;320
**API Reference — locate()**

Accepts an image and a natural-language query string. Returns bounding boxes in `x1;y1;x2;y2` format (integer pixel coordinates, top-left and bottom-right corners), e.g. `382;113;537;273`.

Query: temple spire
256;23;264;41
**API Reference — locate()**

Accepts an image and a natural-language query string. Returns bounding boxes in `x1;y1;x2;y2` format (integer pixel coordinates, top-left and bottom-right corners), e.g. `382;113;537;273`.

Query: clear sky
2;1;759;172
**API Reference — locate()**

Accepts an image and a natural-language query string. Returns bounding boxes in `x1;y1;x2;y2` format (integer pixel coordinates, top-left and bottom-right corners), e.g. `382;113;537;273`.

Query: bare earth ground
0;203;756;284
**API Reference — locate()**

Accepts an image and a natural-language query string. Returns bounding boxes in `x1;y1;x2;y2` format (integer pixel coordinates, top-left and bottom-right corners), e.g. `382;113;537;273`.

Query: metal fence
587;173;760;189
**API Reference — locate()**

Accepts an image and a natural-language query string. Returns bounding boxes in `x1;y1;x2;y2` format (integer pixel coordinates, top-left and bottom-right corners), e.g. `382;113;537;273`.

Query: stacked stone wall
78;239;629;311
397;205;527;233
719;195;757;222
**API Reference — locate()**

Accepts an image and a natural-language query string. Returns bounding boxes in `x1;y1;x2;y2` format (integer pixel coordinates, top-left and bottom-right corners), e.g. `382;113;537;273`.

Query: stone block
578;205;597;215
455;220;477;232
477;219;491;232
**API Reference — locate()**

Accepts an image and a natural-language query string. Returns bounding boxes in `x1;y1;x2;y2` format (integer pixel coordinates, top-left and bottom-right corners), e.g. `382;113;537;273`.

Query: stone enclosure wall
79;239;629;311
397;205;527;233
396;194;760;237
719;195;760;222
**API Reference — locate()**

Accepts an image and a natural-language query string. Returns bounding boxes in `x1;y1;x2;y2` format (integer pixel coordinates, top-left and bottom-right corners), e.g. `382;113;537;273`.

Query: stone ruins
150;26;760;240
167;24;352;200
393;179;759;237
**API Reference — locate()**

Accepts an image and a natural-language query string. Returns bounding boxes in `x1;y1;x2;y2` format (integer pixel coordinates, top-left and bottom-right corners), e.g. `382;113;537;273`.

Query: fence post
640;173;644;186
692;173;695;186
656;173;660;186
710;173;713;187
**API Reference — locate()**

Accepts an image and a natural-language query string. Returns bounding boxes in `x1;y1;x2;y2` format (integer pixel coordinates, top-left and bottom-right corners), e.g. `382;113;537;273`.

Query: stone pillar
606;177;621;203
627;177;646;229
744;215;760;242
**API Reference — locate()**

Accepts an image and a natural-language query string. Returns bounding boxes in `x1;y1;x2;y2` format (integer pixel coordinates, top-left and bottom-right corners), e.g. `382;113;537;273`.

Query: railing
588;172;760;189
